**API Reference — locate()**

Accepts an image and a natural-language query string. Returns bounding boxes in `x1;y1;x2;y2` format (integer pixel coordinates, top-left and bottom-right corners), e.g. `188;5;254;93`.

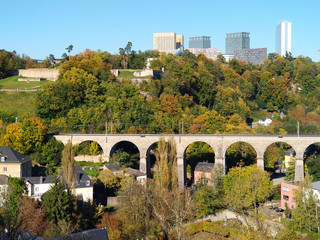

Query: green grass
0;91;37;115
118;71;135;78
0;75;47;90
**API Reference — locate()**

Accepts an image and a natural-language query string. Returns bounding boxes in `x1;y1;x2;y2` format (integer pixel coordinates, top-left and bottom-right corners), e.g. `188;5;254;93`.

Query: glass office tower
189;36;211;48
225;32;250;55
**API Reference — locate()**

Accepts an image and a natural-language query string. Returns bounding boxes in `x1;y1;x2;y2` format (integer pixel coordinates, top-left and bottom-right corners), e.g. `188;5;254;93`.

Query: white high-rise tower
276;21;292;56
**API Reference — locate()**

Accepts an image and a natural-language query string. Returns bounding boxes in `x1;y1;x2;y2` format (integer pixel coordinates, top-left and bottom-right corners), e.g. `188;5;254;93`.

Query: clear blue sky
1;0;319;61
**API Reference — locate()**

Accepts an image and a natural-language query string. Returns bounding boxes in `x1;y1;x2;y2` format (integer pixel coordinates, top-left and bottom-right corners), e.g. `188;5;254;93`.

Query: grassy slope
0;91;37;115
0;76;47;90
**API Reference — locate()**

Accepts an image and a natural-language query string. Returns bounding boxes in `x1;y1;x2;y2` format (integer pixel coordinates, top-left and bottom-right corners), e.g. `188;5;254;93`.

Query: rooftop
0;146;32;164
195;162;215;172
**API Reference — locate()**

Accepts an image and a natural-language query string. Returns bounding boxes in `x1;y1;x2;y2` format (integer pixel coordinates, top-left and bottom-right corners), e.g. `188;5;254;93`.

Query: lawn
0;75;47;90
0;91;37;115
118;70;135;78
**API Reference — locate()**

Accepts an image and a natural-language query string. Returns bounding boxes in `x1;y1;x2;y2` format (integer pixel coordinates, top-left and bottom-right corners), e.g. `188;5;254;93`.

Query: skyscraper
225;32;250;55
153;33;184;51
276;21;292;56
189;36;211;48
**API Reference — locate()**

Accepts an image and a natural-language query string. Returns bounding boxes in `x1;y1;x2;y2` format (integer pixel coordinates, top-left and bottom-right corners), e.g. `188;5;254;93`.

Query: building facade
233;48;267;65
153;33;184;52
281;181;299;210
194;162;215;185
0;147;32;178
225;32;250;55
276;21;292;56
189;36;211;49
186;48;221;60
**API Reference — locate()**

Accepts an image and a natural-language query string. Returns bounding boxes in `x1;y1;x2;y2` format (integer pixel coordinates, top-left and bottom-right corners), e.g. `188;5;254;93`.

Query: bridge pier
294;158;304;182
139;156;148;174
257;158;264;170
177;156;186;189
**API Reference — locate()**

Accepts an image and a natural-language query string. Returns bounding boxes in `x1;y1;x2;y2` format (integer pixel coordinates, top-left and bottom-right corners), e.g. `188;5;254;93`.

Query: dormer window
86;180;90;186
1;156;6;162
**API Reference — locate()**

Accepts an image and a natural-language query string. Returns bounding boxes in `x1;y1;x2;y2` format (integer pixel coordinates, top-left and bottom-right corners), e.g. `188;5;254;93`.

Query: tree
61;141;75;192
98;169;122;190
42;178;76;225
223;165;272;236
66;45;73;57
292;174;320;233
0;117;47;155
0;177;27;239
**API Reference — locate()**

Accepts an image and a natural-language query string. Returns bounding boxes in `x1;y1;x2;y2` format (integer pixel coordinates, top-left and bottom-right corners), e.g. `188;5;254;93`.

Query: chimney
40;176;43;184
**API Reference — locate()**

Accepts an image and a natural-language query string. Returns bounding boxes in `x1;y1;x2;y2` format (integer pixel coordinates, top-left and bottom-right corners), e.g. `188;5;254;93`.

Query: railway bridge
54;134;320;188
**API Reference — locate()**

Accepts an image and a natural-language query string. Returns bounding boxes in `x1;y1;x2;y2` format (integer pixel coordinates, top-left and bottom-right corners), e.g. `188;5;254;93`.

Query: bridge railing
47;122;320;136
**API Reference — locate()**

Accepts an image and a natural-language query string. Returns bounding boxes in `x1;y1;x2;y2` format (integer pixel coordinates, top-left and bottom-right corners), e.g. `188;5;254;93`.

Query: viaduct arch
55;134;320;188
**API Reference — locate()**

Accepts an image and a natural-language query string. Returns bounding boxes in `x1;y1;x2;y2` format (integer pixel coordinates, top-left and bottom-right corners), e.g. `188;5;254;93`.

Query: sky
1;0;319;61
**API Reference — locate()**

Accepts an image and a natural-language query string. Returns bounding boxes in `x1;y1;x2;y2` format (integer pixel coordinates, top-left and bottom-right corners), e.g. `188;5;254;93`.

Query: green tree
292;174;320;233
0;177;27;239
42;178;76;225
223;165;272;238
66;45;73;57
61;141;75;192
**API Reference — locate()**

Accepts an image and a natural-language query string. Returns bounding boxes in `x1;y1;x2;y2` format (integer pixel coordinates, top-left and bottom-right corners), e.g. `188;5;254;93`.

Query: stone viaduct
54;134;320;188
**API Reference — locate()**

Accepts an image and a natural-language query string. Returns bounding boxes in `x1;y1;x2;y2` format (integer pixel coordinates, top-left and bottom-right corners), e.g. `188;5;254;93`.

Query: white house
258;118;273;126
23;176;55;200
59;165;93;202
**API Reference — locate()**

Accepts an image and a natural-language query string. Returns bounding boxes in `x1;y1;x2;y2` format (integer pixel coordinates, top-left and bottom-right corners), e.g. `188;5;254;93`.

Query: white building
276;21;292;56
258;118;273;126
153;33;184;52
24;176;55;200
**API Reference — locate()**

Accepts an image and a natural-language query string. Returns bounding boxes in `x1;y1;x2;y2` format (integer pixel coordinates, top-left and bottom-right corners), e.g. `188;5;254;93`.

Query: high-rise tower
276;21;292;56
225;32;250;55
189;36;211;48
153;33;184;51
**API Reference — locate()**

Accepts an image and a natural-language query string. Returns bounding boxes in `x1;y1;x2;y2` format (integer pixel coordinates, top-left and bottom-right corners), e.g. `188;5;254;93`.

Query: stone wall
18;68;59;81
234;48;267;65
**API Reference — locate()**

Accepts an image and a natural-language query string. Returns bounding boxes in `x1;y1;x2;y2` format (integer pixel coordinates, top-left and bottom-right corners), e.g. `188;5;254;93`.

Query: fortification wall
18;68;59;81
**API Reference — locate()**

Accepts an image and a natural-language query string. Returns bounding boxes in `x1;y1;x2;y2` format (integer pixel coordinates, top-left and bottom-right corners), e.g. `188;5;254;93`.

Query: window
35;187;39;192
86;181;90;186
292;198;295;202
3;167;7;172
283;195;289;200
282;187;289;192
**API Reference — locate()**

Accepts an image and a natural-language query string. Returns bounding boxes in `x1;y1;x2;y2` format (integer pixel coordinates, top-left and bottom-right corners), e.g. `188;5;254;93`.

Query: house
258;118;272;126
59;165;93;202
194;162;215;185
281;181;299;209
0;147;32;177
125;167;147;184
284;148;296;169
23;176;55;201
103;163;123;176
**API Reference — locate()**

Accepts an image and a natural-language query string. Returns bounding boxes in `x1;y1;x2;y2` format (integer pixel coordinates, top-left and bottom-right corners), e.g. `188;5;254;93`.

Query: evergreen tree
42;178;76;225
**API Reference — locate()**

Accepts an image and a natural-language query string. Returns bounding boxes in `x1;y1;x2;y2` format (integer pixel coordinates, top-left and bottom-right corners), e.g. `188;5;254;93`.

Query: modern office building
225;32;250;55
153;33;184;51
234;48;267;65
276;21;292;56
186;48;221;60
176;35;184;49
189;36;211;48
